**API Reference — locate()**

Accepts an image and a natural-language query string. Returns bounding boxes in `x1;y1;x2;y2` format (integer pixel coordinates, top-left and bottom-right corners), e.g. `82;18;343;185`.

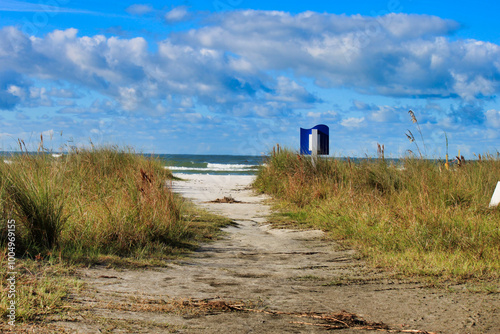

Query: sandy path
55;174;499;333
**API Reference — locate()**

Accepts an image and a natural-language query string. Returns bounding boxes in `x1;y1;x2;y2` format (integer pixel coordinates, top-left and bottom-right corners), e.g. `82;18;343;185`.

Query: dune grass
0;144;229;323
0;145;186;257
0;255;82;323
254;148;500;284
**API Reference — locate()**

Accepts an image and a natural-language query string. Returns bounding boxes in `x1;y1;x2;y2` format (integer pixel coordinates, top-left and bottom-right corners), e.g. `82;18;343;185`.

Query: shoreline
171;173;268;220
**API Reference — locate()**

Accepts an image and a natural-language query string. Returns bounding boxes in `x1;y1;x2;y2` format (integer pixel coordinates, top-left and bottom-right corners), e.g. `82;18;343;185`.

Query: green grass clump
0;144;229;323
3;157;68;252
0;255;82;323
254;148;500;283
0;146;188;258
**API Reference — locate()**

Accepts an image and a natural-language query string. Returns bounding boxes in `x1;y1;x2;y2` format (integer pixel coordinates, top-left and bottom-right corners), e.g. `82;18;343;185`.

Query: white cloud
126;4;154;16
306;110;339;123
7;85;24;98
182;11;499;99
1;10;500;123
378;13;459;39
341;117;365;128
165;6;189;23
486;109;500;128
118;87;141;111
351;100;377;111
451;72;496;100
264;76;319;107
369;105;401;123
228;56;254;73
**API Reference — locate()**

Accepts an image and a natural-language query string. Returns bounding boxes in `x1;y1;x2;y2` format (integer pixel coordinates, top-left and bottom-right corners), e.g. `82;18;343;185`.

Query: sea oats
406;130;415;142
408;109;418;123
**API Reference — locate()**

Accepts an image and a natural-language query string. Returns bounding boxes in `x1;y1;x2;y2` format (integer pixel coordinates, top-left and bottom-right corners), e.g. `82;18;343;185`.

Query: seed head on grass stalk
405;129;423;158
406;110;426;158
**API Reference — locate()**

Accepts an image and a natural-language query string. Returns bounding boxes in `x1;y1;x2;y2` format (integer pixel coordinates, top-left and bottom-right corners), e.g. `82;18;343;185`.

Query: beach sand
52;174;499;333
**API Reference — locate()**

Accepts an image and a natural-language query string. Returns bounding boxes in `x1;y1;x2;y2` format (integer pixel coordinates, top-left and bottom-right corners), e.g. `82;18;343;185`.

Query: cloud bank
1;11;499;116
0;9;499;154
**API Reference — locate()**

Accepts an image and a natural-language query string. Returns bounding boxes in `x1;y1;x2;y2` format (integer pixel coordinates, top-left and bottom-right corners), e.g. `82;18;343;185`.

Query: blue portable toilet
300;124;329;155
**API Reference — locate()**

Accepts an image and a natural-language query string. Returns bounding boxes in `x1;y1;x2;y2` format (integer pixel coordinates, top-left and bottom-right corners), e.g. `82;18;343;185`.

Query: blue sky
1;0;500;157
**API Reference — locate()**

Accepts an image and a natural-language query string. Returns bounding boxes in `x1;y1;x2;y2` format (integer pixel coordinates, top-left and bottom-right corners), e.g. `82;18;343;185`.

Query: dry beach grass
254;147;500;285
0;145;229;324
45;173;498;333
1;144;499;333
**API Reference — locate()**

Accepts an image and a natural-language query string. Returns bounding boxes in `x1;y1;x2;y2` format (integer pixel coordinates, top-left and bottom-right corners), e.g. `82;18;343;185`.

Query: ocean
158;154;265;175
2;151;414;175
1;152;266;175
